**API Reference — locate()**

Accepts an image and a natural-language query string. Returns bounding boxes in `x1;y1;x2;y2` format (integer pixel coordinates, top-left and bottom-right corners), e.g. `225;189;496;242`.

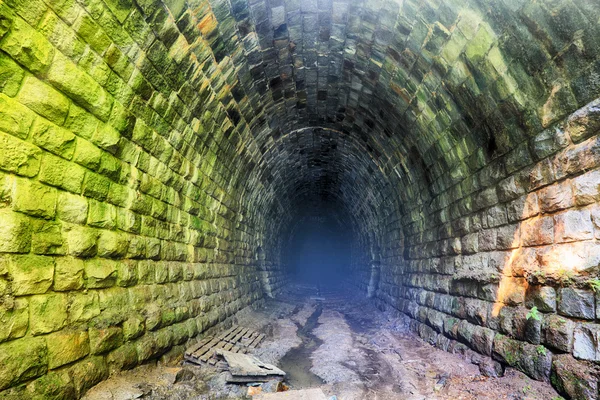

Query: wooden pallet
184;325;266;366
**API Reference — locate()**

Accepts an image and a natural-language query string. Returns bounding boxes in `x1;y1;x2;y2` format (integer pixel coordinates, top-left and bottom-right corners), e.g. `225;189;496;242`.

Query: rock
46;329;90;369
573;323;600;362
68;355;108;397
525;286;556;312
478;357;505;378
0;337;48;390
8;254;54;295
558;288;595;320
89;326;124;355
0;298;28;342
492;334;552;381
551;354;599;400
542;314;575;353
29;293;68;335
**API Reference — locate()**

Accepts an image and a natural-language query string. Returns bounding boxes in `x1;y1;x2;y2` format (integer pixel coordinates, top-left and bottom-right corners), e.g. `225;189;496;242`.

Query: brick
554;209;594;242
0;93;36;139
12;178;57;219
29;293;68;335
0;17;54;74
31;118;76;159
17;76;70;126
0;130;41;177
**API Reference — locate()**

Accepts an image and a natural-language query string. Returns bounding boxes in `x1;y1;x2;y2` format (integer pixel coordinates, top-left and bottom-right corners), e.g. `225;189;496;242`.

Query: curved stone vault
0;0;599;397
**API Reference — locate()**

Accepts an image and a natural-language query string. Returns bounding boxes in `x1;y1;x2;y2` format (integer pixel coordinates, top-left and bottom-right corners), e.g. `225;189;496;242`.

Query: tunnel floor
82;283;561;400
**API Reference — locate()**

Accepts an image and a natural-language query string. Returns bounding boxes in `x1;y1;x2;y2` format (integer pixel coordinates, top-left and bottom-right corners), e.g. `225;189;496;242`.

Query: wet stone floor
83;284;562;400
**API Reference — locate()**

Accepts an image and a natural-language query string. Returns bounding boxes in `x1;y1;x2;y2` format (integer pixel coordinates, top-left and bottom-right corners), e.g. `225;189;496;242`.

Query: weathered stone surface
46;329;90;369
525;286;556;313
0;298;28;342
492;334;552;381
0;209;32;253
18;76;69;126
0;17;54;74
29;293;68;335
0;131;41;177
0;337;47;390
56;192;88;224
542;314;575;353
68;291;100;323
89;326;124;355
554;209;594;242
573;323;600;362
8;254;54;295
558;288;595;320
84;259;117;288
54;257;84;291
551;354;599;400
12;178;57;219
68;355;108;397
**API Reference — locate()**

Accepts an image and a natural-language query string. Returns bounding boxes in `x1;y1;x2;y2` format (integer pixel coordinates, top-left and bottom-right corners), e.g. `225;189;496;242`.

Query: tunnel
0;0;599;398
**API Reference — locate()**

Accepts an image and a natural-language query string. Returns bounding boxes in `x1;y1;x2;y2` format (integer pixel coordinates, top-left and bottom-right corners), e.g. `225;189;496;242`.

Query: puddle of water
278;305;325;389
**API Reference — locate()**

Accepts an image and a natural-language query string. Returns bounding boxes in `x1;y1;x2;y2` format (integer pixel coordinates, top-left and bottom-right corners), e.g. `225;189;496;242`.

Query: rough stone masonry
0;0;599;398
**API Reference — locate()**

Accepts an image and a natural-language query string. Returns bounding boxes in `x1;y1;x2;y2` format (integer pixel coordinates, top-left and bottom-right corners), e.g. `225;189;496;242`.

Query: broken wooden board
216;349;285;383
254;388;329;400
184;325;265;366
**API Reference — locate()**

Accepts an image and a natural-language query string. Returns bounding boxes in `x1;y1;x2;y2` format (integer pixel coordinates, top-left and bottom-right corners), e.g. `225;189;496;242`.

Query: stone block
67;355;108;397
84;259;117;288
492;334;552;381
91;123;121;154
88;199;116;228
12;178;57;219
123;314;145;341
0;337;48;390
107;342;138;374
116;260;137;287
0;93;35;140
18;76;69;126
0;17;54;74
0;52;25;97
97;230;129;258
571;170;600;206
521;216;553;246
554;209;594;242
8;254;54;295
25;369;76;400
83;171;111;201
525;286;556;312
68;291;100;323
46;329;89;369
538;182;574;213
31;220;65;255
39;152;85;193
565;97;600;143
573;323;600;362
551;354;599;400
89;326;124;354
0;298;28;342
542;314;575;352
54;257;84;291
0;209;32;252
29;293;68;335
0;130;41;177
73;138;102;169
57;192;88;224
558;288;595;320
64;224;98;257
46;52;113;121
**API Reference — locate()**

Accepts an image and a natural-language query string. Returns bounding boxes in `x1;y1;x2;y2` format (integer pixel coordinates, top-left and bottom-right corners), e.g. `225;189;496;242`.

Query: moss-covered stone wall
1;0;600;398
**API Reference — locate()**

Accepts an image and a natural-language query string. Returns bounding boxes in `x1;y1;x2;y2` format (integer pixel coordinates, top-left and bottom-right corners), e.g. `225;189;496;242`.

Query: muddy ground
83;284;562;400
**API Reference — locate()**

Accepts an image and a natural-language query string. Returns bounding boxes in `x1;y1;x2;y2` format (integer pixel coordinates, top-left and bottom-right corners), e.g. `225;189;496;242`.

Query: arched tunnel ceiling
172;0;600;244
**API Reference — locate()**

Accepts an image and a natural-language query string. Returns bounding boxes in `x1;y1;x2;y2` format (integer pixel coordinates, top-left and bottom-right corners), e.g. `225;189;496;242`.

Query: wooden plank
224;326;244;342
248;333;265;349
185;337;212;356
193;336;222;358
231;345;240;353
218;326;239;340
232;327;249;344
223;342;234;351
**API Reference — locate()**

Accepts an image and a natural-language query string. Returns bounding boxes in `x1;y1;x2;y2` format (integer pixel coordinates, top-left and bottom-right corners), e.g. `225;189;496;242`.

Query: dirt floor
83;283;563;400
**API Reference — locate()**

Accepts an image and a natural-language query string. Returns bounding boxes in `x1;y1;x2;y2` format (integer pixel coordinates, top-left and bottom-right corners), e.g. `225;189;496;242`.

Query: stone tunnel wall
377;97;600;396
0;0;275;396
